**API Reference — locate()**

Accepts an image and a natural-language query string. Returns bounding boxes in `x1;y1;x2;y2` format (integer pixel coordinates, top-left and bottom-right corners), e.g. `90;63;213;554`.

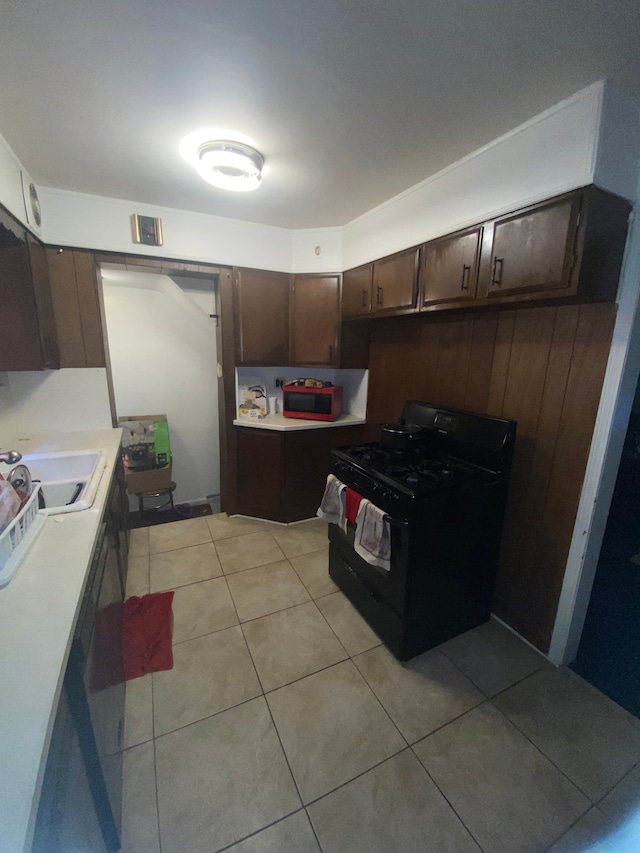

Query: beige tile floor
122;517;640;853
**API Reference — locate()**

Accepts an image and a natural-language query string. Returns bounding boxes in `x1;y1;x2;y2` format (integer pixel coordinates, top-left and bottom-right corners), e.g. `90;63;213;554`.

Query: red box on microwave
282;384;344;421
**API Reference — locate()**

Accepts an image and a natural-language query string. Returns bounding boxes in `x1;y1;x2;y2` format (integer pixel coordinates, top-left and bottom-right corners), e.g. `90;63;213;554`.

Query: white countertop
0;428;122;853
233;413;366;431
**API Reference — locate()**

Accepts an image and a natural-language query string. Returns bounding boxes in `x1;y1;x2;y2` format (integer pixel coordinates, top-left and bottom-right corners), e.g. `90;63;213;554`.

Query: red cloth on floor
122;591;174;681
345;487;363;525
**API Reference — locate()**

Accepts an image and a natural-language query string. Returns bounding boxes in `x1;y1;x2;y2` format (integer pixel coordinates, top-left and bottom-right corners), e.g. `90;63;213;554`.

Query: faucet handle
0;450;22;465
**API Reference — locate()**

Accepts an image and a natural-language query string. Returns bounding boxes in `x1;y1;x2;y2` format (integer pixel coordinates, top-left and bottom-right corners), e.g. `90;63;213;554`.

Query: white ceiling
1;0;639;229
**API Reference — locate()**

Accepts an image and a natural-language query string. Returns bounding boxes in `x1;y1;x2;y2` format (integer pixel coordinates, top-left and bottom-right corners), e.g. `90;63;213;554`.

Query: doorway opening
99;263;222;524
570;379;640;718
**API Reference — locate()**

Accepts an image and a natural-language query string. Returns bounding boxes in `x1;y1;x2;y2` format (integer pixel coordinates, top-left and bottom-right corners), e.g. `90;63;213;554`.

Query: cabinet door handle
376;285;383;307
461;264;471;290
491;257;504;287
362;289;368;308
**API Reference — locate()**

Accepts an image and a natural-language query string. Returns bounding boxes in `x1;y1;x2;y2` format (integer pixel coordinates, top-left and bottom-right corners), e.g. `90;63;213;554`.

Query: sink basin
19;450;106;514
24;451;102;482
39;480;87;508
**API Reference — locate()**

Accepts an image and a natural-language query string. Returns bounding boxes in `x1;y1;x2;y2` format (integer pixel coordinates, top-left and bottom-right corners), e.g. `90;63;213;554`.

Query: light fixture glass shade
196;141;264;192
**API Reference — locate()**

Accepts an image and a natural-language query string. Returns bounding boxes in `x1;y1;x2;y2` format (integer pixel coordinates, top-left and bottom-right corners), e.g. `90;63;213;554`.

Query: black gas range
328;400;516;660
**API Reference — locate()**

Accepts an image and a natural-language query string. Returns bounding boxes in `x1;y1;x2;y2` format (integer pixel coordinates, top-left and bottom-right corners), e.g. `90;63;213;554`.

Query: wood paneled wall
366;303;617;652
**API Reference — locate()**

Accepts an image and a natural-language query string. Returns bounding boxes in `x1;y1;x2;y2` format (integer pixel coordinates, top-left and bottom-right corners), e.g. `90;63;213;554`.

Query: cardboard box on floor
118;414;172;495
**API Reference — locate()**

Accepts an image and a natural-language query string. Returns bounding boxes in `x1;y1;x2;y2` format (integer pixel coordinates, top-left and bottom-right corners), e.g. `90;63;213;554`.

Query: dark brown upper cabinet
342;263;374;318
482;193;580;300
478;186;631;306
342;247;420;319
289;274;340;367
233;267;289;366
46;247;106;368
0;206;59;371
421;226;482;308
372;246;420;314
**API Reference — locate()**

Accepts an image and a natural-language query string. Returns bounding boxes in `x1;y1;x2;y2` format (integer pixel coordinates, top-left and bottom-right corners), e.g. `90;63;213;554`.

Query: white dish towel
354;499;391;572
317;474;347;530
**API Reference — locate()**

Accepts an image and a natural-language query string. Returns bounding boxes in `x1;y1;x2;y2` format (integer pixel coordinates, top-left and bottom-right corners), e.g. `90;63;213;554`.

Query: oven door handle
383;514;410;527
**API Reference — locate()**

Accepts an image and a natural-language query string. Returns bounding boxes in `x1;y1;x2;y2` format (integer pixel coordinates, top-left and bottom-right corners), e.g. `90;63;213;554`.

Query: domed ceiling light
180;132;264;192
197;140;263;192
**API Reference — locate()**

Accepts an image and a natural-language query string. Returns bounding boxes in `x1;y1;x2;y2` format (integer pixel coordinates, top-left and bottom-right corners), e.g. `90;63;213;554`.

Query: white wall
102;269;220;506
291;227;343;273
40;188;295;273
0;369;112;445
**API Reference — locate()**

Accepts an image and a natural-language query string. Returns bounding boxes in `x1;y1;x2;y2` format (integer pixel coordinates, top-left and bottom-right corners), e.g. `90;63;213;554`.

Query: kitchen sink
18;450;106;514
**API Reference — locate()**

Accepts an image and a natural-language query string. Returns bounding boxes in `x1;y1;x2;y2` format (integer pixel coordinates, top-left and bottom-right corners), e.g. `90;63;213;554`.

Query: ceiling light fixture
191;139;264;192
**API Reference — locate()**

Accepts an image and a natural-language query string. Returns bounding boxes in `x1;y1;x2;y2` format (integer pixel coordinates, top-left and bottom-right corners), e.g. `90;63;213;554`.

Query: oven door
328;515;409;618
329;516;415;658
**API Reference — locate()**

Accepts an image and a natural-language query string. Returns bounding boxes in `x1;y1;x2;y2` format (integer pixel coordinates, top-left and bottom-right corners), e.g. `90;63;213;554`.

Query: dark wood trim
217;269;238;515
94;265;118;426
93;249;222;277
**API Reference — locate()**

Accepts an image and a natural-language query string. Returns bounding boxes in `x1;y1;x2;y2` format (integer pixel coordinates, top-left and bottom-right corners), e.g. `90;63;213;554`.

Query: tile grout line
224;575;313;626
437;642;546;700
153;692;268;742
153;643;378;744
343;656;411;748
238;619;311;831
304;803;326;853
594;754;640;808
170;580;336;649
409;745;489;853
311;584;379;659
240;621;349;695
211;809;310;853
301;746;412;809
485;699;598;806
490;670;640;801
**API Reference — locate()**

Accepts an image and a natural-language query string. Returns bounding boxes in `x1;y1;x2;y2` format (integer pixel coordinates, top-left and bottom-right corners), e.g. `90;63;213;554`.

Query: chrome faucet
0;450;22;465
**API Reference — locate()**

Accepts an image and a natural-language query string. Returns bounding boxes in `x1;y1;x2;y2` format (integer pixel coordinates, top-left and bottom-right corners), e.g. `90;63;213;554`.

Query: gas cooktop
333;442;481;497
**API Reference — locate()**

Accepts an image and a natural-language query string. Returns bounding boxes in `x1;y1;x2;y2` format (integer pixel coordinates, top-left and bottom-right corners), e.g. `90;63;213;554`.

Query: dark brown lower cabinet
236;425;365;523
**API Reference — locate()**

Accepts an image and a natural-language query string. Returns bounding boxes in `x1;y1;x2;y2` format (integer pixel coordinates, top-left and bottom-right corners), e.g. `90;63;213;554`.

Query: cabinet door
284;425;366;522
342;264;373;318
290;274;340;367
421;227;482;307
46;247;106;367
234;268;289;365
484;193;581;299
236;428;285;521
0;207;50;370
372;247;419;313
27;235;60;368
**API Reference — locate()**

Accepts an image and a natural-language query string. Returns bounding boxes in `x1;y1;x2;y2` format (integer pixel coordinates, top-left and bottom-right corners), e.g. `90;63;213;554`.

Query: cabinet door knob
461;264;471;290
491;257;504;287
